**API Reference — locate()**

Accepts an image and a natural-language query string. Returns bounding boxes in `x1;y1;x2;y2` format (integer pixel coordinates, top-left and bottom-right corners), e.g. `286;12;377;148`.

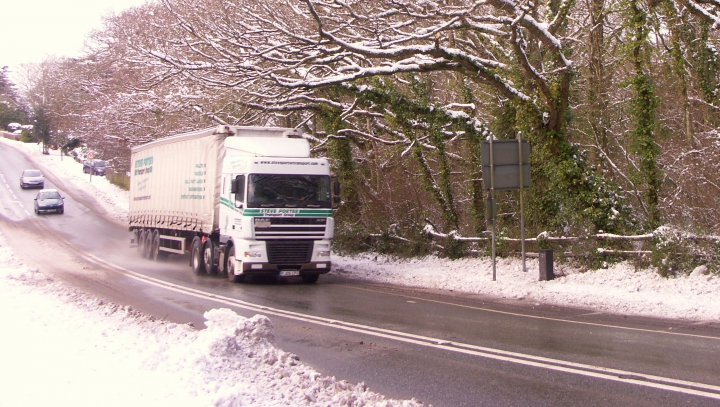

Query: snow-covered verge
0;229;423;407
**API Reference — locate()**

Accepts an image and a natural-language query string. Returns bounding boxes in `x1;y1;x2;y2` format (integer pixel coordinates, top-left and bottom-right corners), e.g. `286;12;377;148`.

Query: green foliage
59;137;83;154
31;104;53;154
444;232;468;259
651;227;720;277
331;223;373;255
694;27;720;104
464;120;488;236
316;95;360;225
579;169;635;233
105;171;130;191
20;130;36;143
0;106;26;131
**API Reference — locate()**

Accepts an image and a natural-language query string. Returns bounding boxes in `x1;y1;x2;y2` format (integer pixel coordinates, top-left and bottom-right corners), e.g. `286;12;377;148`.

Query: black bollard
539;249;554;281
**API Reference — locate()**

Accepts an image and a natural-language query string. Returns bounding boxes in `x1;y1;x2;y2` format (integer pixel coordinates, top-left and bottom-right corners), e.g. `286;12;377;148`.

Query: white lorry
129;125;338;283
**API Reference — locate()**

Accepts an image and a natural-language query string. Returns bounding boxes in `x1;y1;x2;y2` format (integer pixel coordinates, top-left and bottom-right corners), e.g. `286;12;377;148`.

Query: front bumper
36;205;63;214
237;260;331;277
22;182;44;188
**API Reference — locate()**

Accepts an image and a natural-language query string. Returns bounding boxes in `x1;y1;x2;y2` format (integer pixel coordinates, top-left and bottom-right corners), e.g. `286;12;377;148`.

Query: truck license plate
280;270;300;277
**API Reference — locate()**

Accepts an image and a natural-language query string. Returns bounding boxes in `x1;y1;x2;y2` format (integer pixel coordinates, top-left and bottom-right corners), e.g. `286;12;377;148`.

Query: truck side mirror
231;175;245;201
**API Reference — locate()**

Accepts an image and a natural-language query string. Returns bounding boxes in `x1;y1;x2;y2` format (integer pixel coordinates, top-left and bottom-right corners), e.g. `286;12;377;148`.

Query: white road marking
344;284;720;341
74;251;720;401
0;174;28;216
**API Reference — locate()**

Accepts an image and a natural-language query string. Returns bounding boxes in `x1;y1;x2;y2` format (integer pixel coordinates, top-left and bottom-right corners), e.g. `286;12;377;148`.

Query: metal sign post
489;134;496;281
481;137;531;281
518;133;526;273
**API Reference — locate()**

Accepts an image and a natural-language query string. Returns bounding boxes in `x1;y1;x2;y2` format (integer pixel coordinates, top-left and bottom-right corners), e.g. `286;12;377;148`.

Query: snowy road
2;140;720;406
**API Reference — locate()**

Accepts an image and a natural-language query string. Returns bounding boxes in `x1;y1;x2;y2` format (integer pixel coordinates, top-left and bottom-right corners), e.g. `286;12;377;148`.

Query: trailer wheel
202;239;218;275
151;230;161;261
143;230;153;258
137;229;146;255
191;237;205;275
226;246;244;283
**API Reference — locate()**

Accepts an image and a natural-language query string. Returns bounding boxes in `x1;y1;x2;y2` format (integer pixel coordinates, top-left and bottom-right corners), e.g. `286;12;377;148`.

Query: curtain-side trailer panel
128;129;225;234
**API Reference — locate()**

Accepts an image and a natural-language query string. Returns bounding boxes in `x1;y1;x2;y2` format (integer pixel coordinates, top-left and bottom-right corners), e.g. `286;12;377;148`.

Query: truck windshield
247;174;331;208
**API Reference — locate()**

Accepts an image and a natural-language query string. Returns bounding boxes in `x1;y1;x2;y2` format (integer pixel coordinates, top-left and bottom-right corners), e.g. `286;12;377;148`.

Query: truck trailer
129;125;338;283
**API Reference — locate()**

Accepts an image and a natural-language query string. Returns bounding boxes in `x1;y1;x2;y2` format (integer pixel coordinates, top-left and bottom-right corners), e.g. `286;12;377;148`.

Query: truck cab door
221;174;246;237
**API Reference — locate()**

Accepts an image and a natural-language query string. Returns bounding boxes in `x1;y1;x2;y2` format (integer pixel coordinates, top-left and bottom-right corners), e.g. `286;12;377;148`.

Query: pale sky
0;0;148;79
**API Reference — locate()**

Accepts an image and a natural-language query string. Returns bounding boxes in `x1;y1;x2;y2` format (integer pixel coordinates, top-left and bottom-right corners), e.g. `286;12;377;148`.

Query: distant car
83;159;108;176
20;169;44;189
34;189;64;214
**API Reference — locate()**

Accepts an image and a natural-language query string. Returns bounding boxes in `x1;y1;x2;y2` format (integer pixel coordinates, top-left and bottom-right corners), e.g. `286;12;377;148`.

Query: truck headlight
317;250;331;257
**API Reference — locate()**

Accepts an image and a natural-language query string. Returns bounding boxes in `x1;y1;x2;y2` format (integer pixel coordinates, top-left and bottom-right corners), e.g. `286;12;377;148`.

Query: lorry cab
218;130;335;283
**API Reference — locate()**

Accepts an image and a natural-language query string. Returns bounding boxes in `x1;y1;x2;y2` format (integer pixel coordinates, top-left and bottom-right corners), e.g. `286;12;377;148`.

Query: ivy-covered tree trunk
663;4;696;145
627;0;662;230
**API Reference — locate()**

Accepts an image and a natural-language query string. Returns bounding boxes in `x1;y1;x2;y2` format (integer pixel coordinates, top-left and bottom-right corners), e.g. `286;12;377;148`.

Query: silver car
20;169;44;189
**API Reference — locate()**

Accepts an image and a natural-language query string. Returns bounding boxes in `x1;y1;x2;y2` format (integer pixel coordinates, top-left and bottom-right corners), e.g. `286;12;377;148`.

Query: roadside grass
106;171;130;191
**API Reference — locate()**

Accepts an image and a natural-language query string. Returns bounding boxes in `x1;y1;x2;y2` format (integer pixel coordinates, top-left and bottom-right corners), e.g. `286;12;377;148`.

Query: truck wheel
301;274;319;284
202;239;218;275
226;246;244;283
151;230;161;261
191;237;206;275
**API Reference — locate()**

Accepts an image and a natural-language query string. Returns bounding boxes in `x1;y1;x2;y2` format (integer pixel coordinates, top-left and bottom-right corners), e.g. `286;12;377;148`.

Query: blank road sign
481;140;531;191
483;164;531;190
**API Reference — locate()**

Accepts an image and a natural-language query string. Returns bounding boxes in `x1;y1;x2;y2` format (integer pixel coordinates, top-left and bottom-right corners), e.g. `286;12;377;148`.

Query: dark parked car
83;159;108;176
20;169;45;189
34;189;64;214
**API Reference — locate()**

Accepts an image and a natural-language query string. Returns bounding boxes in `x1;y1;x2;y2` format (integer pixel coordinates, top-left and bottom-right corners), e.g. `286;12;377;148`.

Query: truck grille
266;240;313;263
254;217;327;240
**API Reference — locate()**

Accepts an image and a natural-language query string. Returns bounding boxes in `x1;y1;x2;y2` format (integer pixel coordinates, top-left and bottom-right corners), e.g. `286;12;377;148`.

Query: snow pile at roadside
333;253;720;322
0;234;424;407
